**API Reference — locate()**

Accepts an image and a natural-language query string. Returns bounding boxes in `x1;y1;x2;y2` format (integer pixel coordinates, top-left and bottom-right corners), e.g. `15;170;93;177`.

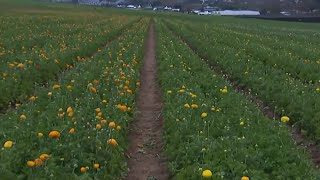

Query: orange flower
27;161;35;167
49;130;60;139
96;124;102;130
69;128;75;134
93;79;99;84
34;158;43;166
40;154;49;161
117;104;128;111
101;119;107;125
67;107;73;113
17;63;24;68
58;112;65;118
107;139;118;147
109;121;116;128
68;111;74;117
90;87;97;93
53;84;61;89
80;167;86;173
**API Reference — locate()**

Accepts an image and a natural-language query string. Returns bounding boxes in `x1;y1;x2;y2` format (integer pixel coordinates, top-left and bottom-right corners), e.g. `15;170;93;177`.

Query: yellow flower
20;114;27;120
178;89;185;93
67;85;73;90
316;88;320;92
93;163;100;169
102;100;107;104
184;103;190;108
3;141;13;148
167;90;172;94
241;176;250;180
201;112;208;118
240;121;244;126
48;92;52;96
37;132;44;137
220;88;228;94
281;116;289;123
29;96;37;102
116;125;121;131
202;169;212;178
191;104;198;109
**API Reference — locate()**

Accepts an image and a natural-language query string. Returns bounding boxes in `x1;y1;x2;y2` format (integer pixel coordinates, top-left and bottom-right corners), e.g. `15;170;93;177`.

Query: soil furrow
126;22;169;179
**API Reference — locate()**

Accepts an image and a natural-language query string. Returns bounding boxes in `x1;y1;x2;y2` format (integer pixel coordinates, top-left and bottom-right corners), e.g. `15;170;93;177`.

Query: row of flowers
0;14;140;110
165;18;320;143
0;17;149;179
155;19;319;179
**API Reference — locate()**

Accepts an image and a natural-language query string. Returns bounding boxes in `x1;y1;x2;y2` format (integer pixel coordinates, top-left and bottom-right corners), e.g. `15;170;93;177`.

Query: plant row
0;18;149;179
0;14;140;110
164;19;320;142
155;19;319;180
171;19;320;84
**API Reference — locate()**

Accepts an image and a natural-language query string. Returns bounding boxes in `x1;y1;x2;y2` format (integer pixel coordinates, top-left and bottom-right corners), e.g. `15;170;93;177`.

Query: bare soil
126;23;169;180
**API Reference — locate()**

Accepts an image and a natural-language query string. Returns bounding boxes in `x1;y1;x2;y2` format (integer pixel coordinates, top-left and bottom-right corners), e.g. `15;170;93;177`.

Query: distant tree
263;0;281;14
151;0;162;6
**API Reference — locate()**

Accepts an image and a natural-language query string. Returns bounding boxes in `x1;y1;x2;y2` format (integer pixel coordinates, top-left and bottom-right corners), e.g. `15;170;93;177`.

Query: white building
212;10;260;16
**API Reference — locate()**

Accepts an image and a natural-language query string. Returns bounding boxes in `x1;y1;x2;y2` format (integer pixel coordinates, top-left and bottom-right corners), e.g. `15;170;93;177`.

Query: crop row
171;19;320;84
0;18;149;179
164;19;320;142
0;14;140;110
155;19;319;180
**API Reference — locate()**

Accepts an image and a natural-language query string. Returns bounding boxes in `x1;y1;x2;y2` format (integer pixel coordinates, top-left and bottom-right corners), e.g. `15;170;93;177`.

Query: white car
198;11;211;15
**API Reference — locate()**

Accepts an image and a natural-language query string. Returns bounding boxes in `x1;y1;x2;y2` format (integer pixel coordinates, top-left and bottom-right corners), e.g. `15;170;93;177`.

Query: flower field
1;1;320;179
155;19;319;179
0;3;149;178
0;11;139;110
163;17;320;142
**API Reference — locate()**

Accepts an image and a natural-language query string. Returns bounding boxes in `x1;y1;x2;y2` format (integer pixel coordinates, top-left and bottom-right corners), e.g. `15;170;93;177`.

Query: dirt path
126;23;169;180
